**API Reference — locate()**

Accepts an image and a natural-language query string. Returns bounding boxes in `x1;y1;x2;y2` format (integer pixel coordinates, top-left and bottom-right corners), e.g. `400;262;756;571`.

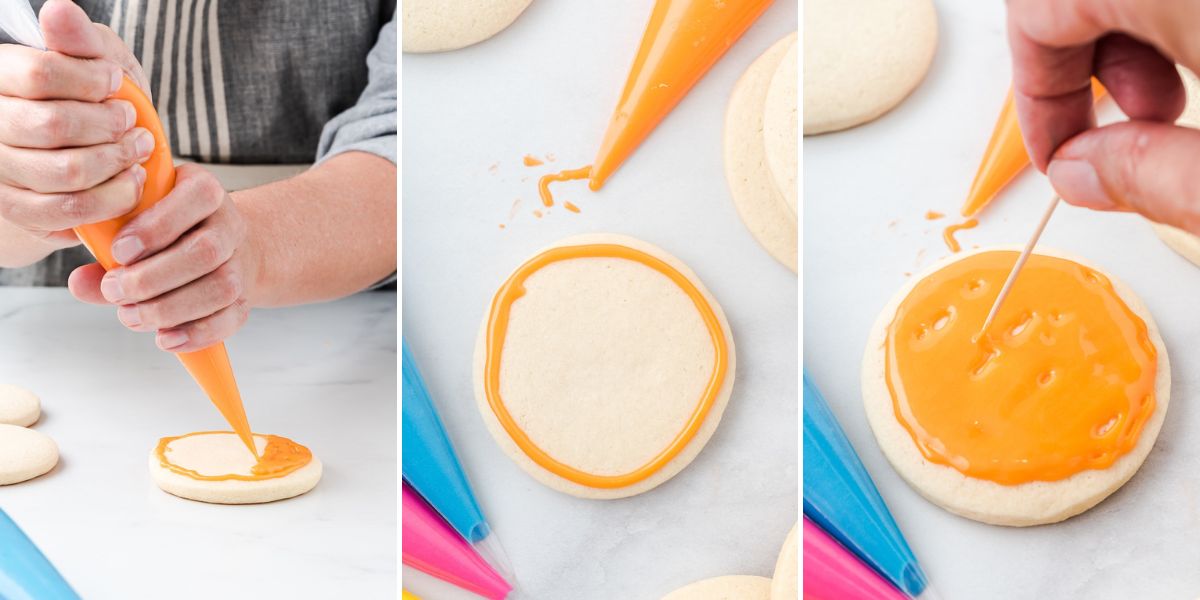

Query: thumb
38;0;106;58
1047;121;1200;235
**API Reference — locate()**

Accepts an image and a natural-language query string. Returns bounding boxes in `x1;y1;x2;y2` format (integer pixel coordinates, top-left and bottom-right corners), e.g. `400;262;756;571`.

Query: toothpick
977;195;1061;339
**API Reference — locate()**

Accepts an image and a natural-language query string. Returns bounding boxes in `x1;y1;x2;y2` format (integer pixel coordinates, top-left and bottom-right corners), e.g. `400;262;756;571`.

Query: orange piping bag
73;79;256;457
587;0;775;190
960;79;1106;218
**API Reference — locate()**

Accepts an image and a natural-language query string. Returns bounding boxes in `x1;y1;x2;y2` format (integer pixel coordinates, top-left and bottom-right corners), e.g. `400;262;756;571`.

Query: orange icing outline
155;431;312;482
484;243;728;489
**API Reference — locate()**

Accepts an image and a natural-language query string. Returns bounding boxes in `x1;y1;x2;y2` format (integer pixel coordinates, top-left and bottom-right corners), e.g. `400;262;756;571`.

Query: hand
68;165;260;353
1007;0;1200;234
0;0;152;252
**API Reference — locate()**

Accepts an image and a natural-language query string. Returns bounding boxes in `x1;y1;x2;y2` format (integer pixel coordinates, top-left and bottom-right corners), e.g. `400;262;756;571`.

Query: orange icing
942;219;978;253
483;243;728;488
961;80;1106;218
523;155;544;167
155;431;312;481
885;251;1156;485
71;78;255;457
537;166;592;208
925;210;944;220
589;0;773;189
563;202;581;214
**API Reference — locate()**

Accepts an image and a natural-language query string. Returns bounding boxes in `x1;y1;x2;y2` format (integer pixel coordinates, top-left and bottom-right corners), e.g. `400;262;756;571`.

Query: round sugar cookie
402;0;533;54
770;524;798;600
763;42;797;215
804;0;937;134
1153;66;1200;264
149;432;322;504
0;424;58;485
1154;223;1200;267
862;247;1170;526
474;234;736;499
662;575;772;600
0;384;39;427
724;32;798;272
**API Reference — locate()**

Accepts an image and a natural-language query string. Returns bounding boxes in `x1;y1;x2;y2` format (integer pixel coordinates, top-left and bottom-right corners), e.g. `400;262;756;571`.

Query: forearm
235;151;396;307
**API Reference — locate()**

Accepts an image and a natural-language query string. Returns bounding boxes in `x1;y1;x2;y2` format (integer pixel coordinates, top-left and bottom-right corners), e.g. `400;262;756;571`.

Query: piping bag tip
473;533;517;588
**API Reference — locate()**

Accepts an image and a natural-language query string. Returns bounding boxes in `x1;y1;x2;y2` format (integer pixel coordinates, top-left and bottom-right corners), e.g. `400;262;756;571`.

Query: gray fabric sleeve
315;16;397;165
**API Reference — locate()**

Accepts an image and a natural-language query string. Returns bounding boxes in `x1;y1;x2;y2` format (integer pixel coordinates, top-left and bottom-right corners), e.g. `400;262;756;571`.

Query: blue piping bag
0;508;80;600
803;371;938;599
402;338;514;584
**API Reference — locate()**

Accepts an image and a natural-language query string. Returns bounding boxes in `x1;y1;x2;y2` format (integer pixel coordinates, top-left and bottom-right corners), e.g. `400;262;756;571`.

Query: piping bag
0;508;80;600
803;372;936;600
403;483;512;600
542;0;774;201
804;517;907;600
402;339;514;583
0;1;256;456
960;79;1106;218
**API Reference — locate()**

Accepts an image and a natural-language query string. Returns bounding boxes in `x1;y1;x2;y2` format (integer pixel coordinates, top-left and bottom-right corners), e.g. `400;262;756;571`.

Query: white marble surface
0;288;396;598
805;2;1200;598
402;2;798;598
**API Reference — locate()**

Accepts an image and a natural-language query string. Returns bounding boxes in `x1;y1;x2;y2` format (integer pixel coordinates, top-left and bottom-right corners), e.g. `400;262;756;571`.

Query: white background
0;290;397;597
805;1;1200;598
402;1;799;598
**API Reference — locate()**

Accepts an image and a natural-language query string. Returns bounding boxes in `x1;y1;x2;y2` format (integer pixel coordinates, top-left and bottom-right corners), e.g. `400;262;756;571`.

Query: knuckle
189;230;225;267
55;191;88;221
57;152;86;189
33;106;68;144
23;54;55;94
217;266;243;303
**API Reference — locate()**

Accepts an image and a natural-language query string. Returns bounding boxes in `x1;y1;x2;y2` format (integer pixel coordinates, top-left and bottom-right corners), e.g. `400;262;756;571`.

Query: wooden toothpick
977;194;1061;339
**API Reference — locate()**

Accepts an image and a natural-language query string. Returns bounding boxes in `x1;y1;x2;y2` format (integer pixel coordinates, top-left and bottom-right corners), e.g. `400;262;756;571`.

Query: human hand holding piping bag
1007;0;1200;233
0;0;398;353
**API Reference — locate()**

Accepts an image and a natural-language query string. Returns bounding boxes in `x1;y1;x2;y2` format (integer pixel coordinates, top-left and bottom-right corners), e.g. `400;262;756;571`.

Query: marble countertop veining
0;288;396;598
805;1;1200;598
402;1;799;598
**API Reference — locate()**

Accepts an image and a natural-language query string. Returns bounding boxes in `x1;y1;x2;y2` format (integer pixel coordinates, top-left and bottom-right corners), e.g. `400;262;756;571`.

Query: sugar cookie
0;424;58;485
402;0;533;54
724;32;798;272
804;0;937;134
662;575;772;600
149;432;322;504
863;247;1170;526
770;524;798;600
0;384;39;427
763;42;797;215
474;234;736;499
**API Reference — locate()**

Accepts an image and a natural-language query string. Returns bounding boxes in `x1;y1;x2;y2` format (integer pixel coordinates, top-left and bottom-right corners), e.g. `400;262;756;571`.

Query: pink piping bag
402;483;512;599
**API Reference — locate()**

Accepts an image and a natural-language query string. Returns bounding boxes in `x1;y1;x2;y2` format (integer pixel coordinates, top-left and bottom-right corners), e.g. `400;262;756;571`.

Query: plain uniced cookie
770;524;798;600
402;0;533;53
0;424;58;485
149;432;322;504
474;233;736;499
662;575;773;600
1153;65;1200;265
862;247;1170;526
763;41;797;215
724;32;798;272
0;384;39;427
804;0;937;134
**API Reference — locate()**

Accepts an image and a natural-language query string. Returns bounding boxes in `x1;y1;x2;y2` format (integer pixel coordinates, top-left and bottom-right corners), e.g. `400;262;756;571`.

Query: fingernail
130;164;146;188
110;69;122;95
111;235;144;264
122;101;136;130
117;304;141;328
134;129;154;160
100;274;124;302
1047;159;1115;210
159;330;189;350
